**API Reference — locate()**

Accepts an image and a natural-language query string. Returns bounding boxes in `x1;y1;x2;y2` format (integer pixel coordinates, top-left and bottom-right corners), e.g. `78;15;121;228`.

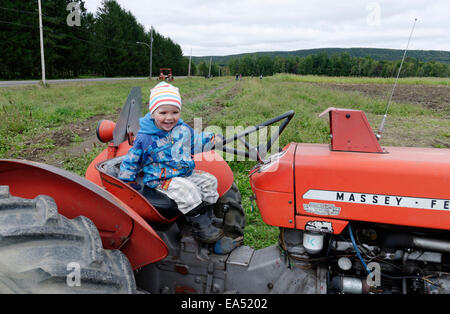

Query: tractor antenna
376;18;418;140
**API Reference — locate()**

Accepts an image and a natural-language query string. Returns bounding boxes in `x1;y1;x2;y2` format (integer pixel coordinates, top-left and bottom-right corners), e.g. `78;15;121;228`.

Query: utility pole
208;57;212;78
188;48;192;78
38;0;46;85
138;27;153;79
149;26;153;79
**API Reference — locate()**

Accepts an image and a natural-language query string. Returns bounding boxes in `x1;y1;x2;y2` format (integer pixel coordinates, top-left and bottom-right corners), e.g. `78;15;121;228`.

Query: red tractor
0;87;449;294
158;68;174;81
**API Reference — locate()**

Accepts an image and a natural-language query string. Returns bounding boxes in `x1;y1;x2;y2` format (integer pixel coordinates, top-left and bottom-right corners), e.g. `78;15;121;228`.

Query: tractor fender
0;159;168;270
193;150;234;197
86;146;235;198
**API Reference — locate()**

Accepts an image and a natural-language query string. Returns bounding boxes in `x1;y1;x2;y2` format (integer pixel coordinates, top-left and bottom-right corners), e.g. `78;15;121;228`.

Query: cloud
84;0;450;56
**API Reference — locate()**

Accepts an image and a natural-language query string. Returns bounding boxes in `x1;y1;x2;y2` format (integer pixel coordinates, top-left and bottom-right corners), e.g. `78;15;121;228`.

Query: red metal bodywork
91;149;234;224
250;143;450;233
96;120;116;143
0;159;168;269
86;141;132;186
294;143;450;231
159;68;174;81
82;140;235;264
321;107;384;153
250;108;450;234
86;142;234;204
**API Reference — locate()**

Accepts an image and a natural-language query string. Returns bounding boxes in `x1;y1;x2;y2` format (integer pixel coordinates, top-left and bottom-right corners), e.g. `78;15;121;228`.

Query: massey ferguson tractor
0;86;449;294
158;68;174;81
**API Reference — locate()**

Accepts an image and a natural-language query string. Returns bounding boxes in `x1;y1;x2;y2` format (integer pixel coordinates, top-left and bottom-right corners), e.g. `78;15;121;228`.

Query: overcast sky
83;0;450;57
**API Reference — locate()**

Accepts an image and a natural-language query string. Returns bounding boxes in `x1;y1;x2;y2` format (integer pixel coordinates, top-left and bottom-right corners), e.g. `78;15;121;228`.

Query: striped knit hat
149;81;182;114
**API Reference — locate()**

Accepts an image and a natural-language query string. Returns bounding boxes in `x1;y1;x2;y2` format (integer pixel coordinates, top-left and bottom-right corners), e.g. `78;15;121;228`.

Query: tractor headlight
96;120;116;143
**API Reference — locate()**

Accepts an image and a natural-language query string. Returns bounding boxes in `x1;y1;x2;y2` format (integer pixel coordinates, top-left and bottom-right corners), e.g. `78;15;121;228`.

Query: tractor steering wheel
212;110;295;162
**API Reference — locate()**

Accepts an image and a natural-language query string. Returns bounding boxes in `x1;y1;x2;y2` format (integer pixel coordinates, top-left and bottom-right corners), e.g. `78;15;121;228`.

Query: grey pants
156;170;219;214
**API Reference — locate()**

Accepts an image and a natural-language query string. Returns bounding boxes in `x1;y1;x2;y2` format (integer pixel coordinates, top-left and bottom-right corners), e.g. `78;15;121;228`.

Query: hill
192;48;450;65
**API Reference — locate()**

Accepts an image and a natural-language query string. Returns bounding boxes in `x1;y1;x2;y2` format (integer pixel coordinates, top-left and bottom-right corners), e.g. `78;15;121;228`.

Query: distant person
235;74;239;80
260;74;263;80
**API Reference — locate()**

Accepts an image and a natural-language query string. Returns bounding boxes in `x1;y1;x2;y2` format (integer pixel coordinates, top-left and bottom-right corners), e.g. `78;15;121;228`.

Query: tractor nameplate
303;190;450;211
303;202;341;216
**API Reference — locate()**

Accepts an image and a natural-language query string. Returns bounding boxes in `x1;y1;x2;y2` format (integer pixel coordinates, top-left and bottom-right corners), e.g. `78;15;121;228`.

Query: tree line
0;0;194;79
227;52;449;78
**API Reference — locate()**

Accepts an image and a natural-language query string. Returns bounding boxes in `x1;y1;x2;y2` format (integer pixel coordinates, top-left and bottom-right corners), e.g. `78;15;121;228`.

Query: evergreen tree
0;0;189;79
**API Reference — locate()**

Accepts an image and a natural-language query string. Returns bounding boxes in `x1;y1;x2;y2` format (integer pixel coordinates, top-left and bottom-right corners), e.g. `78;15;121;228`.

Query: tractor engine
282;226;450;294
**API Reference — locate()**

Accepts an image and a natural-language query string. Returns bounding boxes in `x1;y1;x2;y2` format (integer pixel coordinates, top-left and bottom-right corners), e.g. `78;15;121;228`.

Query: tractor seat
97;156;181;222
140;187;179;220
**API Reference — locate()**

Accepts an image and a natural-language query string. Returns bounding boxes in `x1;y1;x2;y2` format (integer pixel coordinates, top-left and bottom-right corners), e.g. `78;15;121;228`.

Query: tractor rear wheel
0;186;136;294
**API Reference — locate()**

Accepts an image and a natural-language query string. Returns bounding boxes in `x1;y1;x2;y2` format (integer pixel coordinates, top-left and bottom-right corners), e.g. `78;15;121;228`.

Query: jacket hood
138;112;184;135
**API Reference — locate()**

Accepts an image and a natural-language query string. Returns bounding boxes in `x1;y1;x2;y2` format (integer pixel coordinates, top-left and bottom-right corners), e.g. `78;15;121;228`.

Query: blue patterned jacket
118;113;216;188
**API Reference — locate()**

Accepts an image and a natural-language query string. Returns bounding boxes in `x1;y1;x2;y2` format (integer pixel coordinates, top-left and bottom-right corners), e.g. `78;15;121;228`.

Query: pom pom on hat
149;81;182;114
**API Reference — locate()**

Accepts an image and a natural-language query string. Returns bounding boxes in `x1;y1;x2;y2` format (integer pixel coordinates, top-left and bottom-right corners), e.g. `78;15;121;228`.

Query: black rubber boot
186;203;224;244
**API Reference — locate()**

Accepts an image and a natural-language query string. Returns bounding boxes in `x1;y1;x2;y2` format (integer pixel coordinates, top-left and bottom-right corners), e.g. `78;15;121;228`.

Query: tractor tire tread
0;186;136;293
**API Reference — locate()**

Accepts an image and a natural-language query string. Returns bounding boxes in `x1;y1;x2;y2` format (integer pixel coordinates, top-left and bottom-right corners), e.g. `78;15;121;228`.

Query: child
118;82;223;244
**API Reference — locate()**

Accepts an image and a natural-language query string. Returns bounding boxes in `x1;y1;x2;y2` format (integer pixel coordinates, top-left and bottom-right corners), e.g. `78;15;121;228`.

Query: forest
225;52;450;78
0;0;448;80
0;0;192;79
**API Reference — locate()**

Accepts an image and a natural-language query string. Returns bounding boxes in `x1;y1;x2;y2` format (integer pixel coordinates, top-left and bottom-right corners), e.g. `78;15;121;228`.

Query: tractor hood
250;108;449;233
294;143;450;231
249;143;450;232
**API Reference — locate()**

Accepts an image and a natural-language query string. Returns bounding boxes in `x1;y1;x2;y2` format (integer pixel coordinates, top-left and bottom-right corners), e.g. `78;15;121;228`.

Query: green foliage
226;52;449;78
0;0;189;79
194;48;450;65
63;145;105;176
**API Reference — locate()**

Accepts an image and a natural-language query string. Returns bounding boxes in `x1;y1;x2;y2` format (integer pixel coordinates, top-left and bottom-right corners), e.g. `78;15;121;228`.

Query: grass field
275;74;450;86
1;74;449;248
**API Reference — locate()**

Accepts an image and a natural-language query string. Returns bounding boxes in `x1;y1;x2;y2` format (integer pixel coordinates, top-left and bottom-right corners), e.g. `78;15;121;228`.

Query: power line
0;6;40;15
1;5;155;48
1;4;162;78
0;19;145;54
59;31;140;54
0;5;53;17
0;20;38;29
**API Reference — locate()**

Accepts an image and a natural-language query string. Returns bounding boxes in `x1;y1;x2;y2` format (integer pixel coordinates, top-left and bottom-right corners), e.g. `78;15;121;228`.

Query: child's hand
215;134;224;144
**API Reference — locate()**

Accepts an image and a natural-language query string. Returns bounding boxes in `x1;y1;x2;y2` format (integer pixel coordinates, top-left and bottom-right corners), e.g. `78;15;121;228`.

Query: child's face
152;105;181;132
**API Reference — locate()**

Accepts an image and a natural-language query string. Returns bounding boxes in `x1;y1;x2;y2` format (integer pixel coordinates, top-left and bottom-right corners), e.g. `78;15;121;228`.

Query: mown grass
0;77;231;158
276;73;450;86
1;75;447;249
